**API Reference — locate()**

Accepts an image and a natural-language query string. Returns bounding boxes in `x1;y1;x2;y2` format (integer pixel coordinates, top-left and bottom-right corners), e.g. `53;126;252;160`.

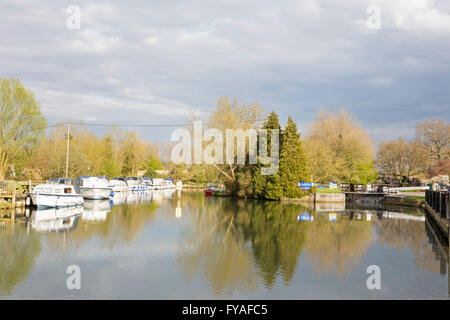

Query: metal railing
425;190;449;220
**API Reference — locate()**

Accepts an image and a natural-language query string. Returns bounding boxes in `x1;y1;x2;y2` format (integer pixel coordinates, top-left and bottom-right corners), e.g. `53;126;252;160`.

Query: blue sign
298;182;313;190
297;213;313;222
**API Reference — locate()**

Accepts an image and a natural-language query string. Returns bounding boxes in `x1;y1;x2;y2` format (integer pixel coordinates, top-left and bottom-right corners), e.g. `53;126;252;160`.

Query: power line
31;119;268;131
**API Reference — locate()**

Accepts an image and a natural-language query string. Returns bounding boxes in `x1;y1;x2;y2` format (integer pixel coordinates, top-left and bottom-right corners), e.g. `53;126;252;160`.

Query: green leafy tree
144;157;163;177
0;78;46;179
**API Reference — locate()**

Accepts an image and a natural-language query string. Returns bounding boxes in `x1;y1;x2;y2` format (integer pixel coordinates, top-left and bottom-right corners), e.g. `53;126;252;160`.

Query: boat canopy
49;178;81;193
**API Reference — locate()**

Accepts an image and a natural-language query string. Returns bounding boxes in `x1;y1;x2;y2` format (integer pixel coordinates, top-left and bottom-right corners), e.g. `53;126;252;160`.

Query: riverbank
383;195;425;209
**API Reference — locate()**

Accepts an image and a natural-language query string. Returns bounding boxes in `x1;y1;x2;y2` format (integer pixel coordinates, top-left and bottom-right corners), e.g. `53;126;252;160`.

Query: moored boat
108;177;130;192
125;176;147;191
163;177;176;189
152;178;164;190
79;176;113;200
31;178;84;208
142;177;154;190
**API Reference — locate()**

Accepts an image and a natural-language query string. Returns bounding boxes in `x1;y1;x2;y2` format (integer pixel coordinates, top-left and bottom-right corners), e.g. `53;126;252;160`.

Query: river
0;190;448;299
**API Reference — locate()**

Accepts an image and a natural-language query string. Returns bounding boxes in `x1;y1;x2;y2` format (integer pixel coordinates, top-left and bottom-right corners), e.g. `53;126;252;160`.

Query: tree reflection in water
177;198;311;294
376;218;446;274
304;214;373;278
0;221;41;295
45;202;160;251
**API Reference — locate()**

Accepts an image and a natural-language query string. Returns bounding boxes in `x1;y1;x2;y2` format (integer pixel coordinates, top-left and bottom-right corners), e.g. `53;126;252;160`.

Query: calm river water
0;190;448;299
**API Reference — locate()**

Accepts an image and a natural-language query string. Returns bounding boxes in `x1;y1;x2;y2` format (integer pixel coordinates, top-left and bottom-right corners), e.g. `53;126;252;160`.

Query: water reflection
0;222;41;296
82;200;112;222
31;207;81;233
0;191;448;299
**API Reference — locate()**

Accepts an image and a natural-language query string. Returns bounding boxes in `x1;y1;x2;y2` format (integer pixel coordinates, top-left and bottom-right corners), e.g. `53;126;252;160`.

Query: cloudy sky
1;0;449;143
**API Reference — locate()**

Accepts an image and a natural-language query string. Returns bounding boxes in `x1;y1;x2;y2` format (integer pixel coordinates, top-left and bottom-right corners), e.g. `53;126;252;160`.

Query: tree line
376;120;449;183
1;78;448;196
0;78;163;180
170;97;378;200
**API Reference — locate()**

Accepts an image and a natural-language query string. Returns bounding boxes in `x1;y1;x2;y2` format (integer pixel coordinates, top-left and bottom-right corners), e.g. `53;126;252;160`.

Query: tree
207;97;263;190
376;138;428;181
416;120;450;162
279;116;310;198
143;157;163;177
306;108;377;183
252;111;283;200
303;138;340;183
0;78;46;179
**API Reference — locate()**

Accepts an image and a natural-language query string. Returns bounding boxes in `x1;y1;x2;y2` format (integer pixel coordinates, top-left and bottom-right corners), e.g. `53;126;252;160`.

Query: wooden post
65;120;70;178
12;181;16;209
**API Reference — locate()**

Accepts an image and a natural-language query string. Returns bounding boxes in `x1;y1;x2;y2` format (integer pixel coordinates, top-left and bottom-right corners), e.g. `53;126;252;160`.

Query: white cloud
0;0;448;144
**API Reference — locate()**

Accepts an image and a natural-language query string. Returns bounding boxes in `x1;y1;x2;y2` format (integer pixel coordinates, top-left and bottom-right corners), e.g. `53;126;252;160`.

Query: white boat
108;177;130;192
142;177;154;190
152;178;165;190
31;178;84;209
163;177;176;189
125;176;147;191
79;176;113;200
31;206;82;232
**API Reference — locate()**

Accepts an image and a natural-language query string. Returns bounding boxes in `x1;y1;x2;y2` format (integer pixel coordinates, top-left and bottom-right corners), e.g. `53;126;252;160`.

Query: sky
1;0;449;144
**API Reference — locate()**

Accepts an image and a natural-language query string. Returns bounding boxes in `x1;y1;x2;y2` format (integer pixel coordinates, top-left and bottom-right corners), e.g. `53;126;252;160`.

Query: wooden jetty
0;180;44;210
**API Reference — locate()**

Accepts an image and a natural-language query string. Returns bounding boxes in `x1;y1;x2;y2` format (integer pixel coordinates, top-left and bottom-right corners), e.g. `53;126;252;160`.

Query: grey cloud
0;0;449;144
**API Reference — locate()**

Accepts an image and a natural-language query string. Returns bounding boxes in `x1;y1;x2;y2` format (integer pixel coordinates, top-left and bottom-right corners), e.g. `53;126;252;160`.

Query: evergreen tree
279;116;310;198
252;111;283;200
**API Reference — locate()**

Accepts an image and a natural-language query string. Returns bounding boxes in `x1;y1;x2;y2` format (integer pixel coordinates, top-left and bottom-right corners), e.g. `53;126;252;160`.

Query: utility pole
65;120;70;178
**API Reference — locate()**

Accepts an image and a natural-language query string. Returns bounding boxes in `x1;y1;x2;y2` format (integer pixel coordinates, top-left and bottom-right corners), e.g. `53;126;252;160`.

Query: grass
315;188;342;194
405;196;425;202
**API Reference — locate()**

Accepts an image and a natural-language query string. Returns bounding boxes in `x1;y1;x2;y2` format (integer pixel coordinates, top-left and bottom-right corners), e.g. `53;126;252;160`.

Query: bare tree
416;120;450;161
376;138;427;180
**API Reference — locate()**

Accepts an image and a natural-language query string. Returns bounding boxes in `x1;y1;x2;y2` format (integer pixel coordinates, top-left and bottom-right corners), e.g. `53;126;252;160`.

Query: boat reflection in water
110;192;128;206
152;189;176;203
31;206;82;233
82;200;112;222
126;191;149;204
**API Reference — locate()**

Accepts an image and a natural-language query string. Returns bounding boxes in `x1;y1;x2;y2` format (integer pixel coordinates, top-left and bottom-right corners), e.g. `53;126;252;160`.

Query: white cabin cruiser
31;178;83;209
163;177;176;189
79;176;113;200
152;178;164;190
142;177;153;191
108;177;130;192
125;176;147;191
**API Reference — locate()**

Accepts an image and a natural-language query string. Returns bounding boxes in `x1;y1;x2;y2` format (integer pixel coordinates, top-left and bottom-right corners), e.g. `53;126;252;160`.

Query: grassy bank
315;188;342;194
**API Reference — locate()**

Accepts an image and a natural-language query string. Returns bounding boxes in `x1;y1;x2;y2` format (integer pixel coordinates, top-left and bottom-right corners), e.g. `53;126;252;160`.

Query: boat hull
80;187;113;200
129;184;147;192
31;193;84;208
